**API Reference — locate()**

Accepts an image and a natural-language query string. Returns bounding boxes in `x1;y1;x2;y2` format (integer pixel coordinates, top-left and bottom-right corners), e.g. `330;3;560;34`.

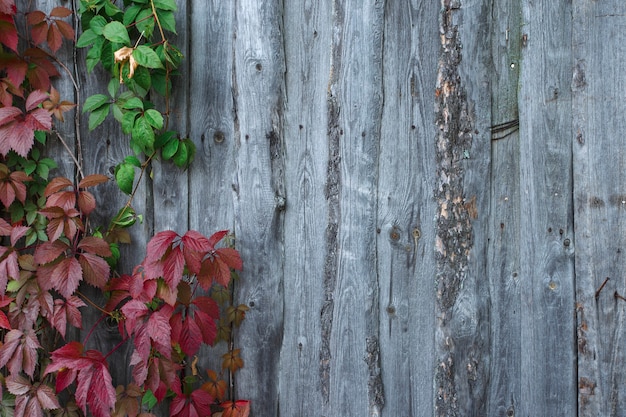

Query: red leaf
181;230;211;252
77;190;96;214
0;121;35;157
34;240;69;264
171;311;202;356
0;1;16;15
78;236;112;257
46;343;116;417
0;217;10;234
45;177;73;196
31;20;48;45
26;10;46;24
120;299;148;336
0;309;10;329
51;257;83;298
26;90;49;112
170;388;213;417
162;247;184;290
0;106;21;126
0;14;17;51
194;310;217;346
220;400;251;417
26;108;52;130
147;304;172;357
55;19;74;40
50;6;72;18
10;224;29;246
0;246;18;293
52;296;86;338
215;247;243;271
0;329;41;377
47;23;62;53
145;230;178;263
207;230;229;248
79;252;110;288
198;256;231;289
192;296;219;318
78;174;108;188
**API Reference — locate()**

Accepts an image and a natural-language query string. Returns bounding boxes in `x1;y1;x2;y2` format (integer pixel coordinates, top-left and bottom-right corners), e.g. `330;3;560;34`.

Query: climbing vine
0;0;249;416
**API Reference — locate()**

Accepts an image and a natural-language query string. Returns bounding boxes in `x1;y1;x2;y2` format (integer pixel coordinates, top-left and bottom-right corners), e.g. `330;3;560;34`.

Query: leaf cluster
0;1;250;416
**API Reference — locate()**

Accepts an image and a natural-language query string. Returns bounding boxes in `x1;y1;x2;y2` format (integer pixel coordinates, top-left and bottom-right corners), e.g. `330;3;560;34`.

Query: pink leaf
145;230;178;263
79;252;110;288
25;90;49;111
207;230;229;248
51;257;83;298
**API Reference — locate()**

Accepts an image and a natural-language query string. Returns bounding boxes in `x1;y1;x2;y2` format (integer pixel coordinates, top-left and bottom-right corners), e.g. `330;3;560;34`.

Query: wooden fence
42;0;626;415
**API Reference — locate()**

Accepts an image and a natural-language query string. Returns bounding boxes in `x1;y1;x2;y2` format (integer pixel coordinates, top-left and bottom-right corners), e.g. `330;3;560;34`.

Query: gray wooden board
150;0;189;234
187;0;238;383
376;1;439;416
487;0;522;415
280;0;332;415
518;0;576;415
230;1;286;416
573;1;626;416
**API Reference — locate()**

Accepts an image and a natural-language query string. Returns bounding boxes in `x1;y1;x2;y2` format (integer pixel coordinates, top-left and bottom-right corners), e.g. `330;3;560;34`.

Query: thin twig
595;277;610;299
54;130;85;178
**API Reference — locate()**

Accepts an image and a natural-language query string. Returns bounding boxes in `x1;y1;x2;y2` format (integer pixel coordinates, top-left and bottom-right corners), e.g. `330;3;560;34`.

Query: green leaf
135;8;154;38
106;242;120;268
88;104;110;130
83;94;109;113
142;390;157;410
161;137;178;159
76;28;99;47
131;116;155;153
123;4;143;26
89;15;108;35
144;109;163;129
36;162;49;179
153;0;177;11
151;70;170;96
133;46;163;69
104;0;123;17
173;140;190;167
86;37;105;72
107;78;120;97
114;162;135;194
124;155;141;167
121;97;144;110
121;110;140;134
102;21;130;45
156;10;176;34
34;130;47;145
111;206;137;227
125;66;150;97
154;130;176;149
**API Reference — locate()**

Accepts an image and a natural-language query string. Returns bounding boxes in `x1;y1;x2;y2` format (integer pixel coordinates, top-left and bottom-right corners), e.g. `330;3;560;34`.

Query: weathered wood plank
150;0;189;234
573;1;626;416
187;0;237;384
434;1;492;415
376;1;439;416
230;1;285;415
487;0;522;415
279;1;331;415
518;0;576;415
318;1;386;415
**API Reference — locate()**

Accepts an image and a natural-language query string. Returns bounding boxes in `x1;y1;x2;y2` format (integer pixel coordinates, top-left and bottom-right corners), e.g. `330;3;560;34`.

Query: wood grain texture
322;1;386;415
280;1;331;415
518;0;576;415
487;0;522;415
376;1;439;416
230;1;286;416
573;1;626;416
187;0;237;381
150;0;189;234
434;1;492;415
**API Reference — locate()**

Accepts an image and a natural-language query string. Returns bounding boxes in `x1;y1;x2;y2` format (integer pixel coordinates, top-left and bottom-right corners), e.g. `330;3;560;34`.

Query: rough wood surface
518;0;576;415
573;1;626;416
31;0;626;415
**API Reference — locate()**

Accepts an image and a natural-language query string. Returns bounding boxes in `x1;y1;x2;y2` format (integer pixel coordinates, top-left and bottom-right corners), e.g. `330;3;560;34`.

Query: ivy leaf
200;370;226;402
144;109;163;129
52;296;86;338
221;349;244;374
170;311;202;356
78;252;110;289
152;0;177;11
102;21;130;45
76;28;98;47
49;257;83;299
132;46;163;69
83;94;109;113
114;162;135;195
6;375;60;417
88;105;110;130
131;116;155;153
0;13;18;51
45;342;116;417
220;400;251;417
0;329;41;378
169;388;213;417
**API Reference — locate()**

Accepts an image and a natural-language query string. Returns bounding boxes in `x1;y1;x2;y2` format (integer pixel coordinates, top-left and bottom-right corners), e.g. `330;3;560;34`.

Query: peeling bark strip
319;0;344;404
365;336;385;411
434;1;475;416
